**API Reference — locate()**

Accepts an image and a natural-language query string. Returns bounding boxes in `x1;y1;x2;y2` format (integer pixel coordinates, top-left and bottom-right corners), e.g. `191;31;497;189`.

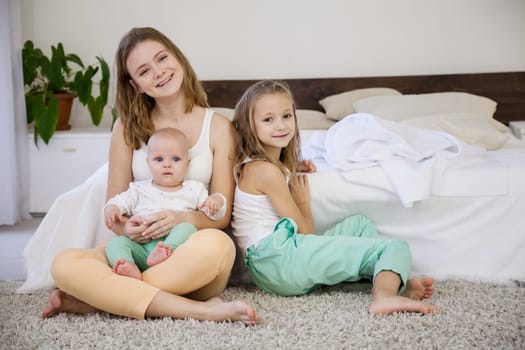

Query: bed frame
202;71;525;125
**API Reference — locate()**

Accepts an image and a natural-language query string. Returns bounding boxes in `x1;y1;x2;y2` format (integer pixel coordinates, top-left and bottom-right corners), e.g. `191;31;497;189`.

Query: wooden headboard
202;71;525;125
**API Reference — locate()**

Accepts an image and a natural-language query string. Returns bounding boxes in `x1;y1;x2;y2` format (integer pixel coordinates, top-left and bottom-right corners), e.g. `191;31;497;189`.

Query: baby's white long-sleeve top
105;179;226;221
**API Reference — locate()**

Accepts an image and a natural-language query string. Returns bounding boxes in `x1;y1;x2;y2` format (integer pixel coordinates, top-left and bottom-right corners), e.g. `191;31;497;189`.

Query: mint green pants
106;222;197;271
245;215;411;296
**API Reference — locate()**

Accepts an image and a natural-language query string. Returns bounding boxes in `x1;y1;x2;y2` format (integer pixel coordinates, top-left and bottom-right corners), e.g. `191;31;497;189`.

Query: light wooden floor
0;217;41;280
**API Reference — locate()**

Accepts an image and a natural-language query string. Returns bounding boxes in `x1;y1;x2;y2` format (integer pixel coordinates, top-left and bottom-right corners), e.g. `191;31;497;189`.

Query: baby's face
147;135;190;189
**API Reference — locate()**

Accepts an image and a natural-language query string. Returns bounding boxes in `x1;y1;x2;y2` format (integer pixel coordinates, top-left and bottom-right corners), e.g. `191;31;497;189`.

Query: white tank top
132;108;214;188
231;159;281;251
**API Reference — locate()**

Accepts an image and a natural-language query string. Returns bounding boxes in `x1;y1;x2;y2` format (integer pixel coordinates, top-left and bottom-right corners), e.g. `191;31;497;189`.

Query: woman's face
126;40;184;99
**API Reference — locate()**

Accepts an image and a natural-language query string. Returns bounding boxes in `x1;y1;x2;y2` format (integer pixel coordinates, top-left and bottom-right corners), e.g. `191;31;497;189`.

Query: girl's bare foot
42;289;98;318
113;259;142;280
369;295;437;315
401;277;434;300
147;242;172;267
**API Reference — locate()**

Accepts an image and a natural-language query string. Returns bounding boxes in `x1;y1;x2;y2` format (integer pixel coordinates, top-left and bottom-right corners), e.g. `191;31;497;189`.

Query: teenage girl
231;80;437;315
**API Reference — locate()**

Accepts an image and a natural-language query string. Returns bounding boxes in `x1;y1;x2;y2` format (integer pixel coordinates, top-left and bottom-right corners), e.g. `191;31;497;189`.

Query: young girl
231;80;437;315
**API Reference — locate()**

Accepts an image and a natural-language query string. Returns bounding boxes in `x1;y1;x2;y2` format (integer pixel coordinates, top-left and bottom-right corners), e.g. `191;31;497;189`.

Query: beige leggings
51;229;235;319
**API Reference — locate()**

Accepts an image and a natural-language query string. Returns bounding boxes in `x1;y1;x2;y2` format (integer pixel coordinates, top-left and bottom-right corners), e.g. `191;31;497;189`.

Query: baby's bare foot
402;277;435;300
147;242;172;266
42;289;97;318
369;295;437;315
113;259;142;280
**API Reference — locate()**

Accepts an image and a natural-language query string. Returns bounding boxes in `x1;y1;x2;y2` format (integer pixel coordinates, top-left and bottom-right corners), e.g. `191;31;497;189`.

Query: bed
203;71;525;284
17;71;525;294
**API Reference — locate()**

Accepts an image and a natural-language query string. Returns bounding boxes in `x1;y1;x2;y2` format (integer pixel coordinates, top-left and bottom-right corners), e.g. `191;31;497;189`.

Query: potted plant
22;40;110;145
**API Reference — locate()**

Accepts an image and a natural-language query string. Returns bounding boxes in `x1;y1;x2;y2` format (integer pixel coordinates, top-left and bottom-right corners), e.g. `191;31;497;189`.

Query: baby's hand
298;159;317;173
199;193;224;217
104;205;124;229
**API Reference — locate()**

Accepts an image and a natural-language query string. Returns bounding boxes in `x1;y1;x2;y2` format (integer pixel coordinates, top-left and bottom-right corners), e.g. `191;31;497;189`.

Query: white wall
20;0;525;128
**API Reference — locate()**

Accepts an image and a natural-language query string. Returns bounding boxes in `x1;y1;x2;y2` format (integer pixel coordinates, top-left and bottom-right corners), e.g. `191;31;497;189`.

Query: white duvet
303;113;507;207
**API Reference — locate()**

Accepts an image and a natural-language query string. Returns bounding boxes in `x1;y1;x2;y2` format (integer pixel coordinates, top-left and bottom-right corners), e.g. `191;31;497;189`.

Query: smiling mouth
157;73;174;87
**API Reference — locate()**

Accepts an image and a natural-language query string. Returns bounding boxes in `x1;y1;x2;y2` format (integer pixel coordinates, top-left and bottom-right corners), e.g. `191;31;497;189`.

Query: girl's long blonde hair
232;80;301;178
115;27;208;149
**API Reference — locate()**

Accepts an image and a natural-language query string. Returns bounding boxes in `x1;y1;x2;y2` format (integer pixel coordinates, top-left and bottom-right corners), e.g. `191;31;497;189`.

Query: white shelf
28;129;111;213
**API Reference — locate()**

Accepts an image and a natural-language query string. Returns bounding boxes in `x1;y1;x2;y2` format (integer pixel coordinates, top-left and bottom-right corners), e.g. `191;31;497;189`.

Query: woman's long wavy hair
232;80;301;179
115;27;208;149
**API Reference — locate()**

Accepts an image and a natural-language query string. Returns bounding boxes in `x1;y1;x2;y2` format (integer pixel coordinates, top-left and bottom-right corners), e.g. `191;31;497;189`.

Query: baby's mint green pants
106;222;197;271
245;215;411;296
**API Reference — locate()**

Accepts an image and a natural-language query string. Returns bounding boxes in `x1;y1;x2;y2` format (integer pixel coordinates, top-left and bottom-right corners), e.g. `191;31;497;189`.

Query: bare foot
113;259;142;280
401;277;434;300
206;298;258;325
42;289;98;319
369;295;437;315
147;242;172;267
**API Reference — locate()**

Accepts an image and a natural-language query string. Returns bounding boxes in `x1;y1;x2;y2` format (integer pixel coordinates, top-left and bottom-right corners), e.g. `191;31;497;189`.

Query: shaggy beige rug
1;280;523;349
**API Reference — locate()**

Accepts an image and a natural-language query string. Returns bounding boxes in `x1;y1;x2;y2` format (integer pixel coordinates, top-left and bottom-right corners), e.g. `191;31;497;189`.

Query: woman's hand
297;159;317;173
141;210;187;240
124;215;151;243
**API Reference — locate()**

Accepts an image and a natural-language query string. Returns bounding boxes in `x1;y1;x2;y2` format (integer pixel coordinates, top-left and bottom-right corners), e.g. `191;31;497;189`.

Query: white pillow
296;109;335;130
401;113;509;150
319;88;401;121
353;92;497;121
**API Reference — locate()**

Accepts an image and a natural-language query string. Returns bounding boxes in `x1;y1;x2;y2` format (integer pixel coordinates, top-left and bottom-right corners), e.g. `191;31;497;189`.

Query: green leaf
66;53;84;69
34;94;59;144
25;93;34;124
87;95;105;126
74;68;94;105
97;56;110;105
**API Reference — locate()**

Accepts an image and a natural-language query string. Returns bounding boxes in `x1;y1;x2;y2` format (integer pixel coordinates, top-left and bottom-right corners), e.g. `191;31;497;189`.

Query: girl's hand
289;174;311;206
298;159;317;173
124;215;150;243
104;205;124;229
141;210;185;240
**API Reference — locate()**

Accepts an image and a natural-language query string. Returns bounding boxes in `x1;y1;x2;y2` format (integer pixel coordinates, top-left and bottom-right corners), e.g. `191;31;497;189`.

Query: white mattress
302;129;525;283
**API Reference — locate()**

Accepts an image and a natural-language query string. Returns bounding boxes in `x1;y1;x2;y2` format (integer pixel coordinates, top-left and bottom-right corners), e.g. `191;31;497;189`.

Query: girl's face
252;92;296;157
126;40;184;99
147;135;190;190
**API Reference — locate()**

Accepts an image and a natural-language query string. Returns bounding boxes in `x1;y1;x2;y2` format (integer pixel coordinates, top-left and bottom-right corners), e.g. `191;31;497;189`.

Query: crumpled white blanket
303;113;506;206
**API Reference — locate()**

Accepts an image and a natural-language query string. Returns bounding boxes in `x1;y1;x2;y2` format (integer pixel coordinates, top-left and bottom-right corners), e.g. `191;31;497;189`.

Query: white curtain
0;0;31;225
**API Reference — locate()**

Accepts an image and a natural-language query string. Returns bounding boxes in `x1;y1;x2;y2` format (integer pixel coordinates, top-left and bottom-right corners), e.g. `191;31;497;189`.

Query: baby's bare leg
369;271;437;315
146;241;172;267
113;258;142;280
42;289;99;318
